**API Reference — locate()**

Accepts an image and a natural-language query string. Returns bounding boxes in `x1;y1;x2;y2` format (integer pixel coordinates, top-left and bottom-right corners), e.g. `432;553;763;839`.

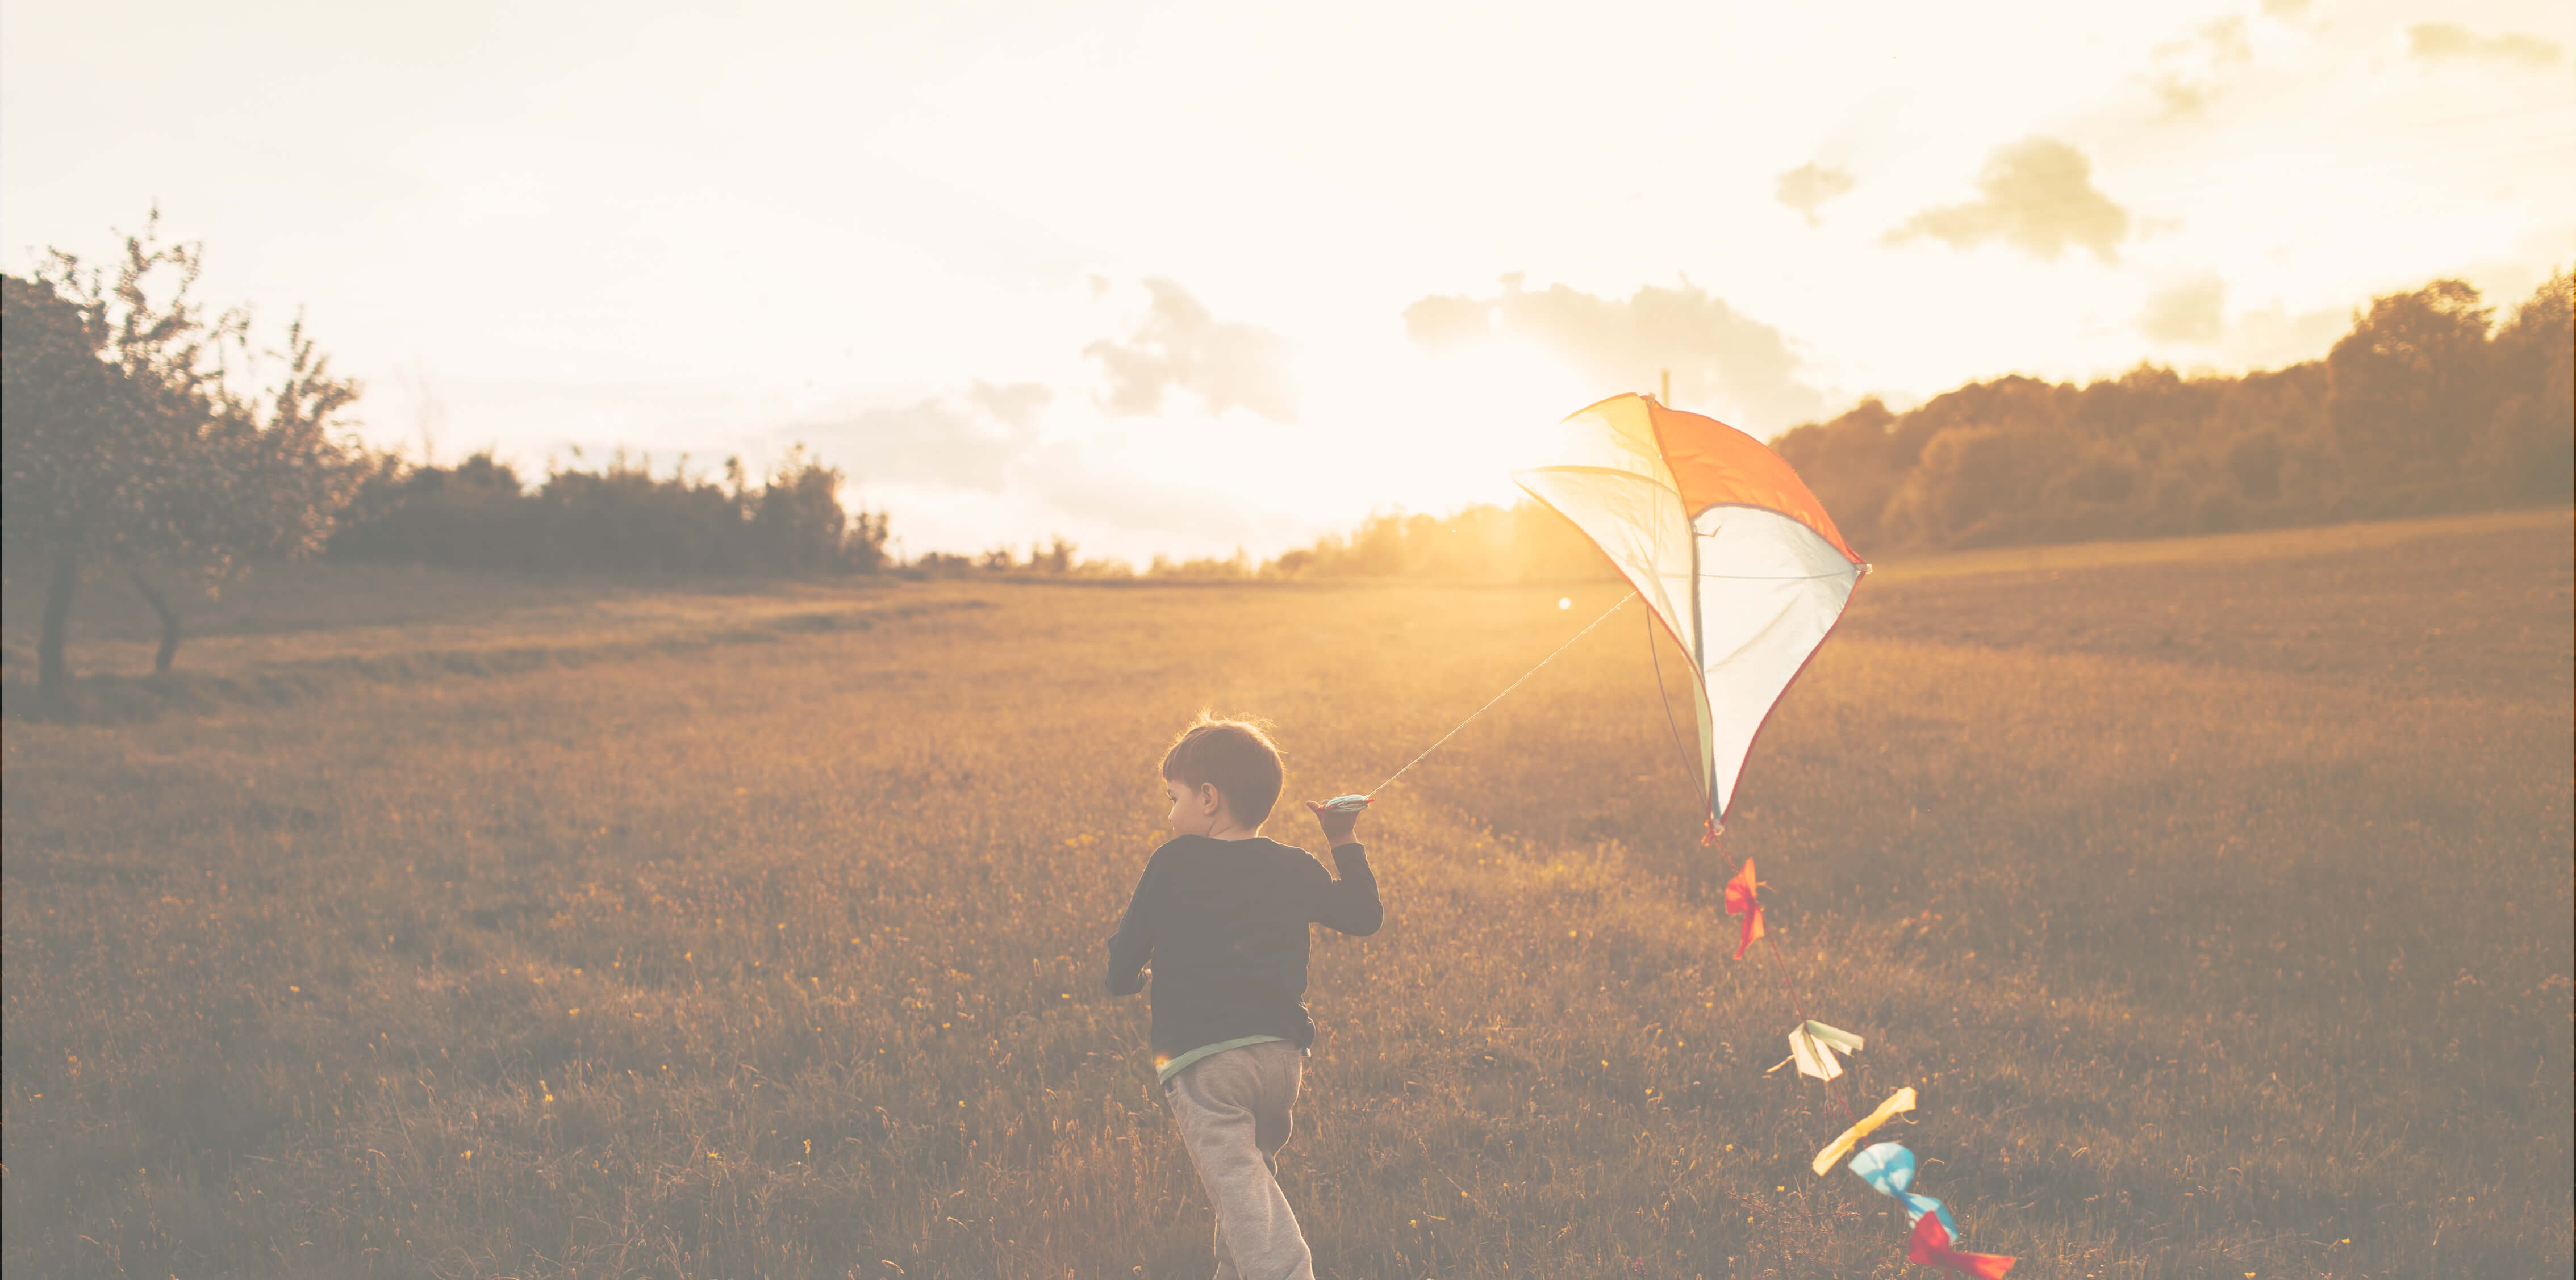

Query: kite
1847;1141;1956;1239
1765;1019;1864;1082
1907;1209;2017;1278
1496;395;2002;1274
1812;1086;1917;1174
1515;393;1867;829
1723;857;1765;958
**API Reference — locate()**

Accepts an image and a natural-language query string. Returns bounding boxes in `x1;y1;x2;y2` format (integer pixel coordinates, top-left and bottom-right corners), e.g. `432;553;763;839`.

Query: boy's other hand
1305;800;1363;848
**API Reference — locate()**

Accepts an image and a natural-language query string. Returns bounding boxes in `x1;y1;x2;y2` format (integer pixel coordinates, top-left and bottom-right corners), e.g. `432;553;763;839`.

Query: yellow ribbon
1811;1086;1917;1175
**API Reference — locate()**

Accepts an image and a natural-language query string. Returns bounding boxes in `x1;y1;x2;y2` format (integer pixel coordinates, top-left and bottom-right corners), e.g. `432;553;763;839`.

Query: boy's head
1160;717;1283;838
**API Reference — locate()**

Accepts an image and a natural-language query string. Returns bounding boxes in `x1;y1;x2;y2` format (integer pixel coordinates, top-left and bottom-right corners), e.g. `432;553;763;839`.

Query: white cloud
2407;23;2563;70
1777;162;1857;227
8;0;2570;560
1084;278;1299;423
2149;14;2258;119
1402;276;1830;430
2224;298;2351;370
795;382;1052;492
1886;137;2132;264
2141;273;2227;344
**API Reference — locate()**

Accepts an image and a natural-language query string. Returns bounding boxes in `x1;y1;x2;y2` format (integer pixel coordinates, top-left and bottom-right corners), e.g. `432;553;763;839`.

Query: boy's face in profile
1164;776;1244;838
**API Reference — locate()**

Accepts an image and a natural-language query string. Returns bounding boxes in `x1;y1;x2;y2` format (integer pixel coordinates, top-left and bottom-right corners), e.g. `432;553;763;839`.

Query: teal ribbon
1848;1141;1959;1239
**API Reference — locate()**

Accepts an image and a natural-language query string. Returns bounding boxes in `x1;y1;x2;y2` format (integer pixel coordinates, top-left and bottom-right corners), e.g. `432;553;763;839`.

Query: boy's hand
1306;800;1363;848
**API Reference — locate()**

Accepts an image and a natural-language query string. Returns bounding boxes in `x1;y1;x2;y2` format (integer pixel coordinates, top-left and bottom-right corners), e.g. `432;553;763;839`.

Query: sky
5;0;2571;562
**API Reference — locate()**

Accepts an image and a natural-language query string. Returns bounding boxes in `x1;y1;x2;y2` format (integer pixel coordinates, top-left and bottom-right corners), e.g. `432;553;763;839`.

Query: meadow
3;508;2569;1279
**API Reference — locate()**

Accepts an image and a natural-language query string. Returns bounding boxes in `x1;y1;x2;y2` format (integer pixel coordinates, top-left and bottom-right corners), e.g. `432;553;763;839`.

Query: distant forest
327;446;891;576
1778;272;2571;551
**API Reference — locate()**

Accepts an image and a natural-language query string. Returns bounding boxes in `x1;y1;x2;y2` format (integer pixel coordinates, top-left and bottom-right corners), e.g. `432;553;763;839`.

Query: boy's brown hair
1161;717;1285;828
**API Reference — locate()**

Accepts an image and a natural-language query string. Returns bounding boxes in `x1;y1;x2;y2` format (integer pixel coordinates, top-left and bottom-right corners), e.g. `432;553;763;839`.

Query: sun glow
1283;332;1606;521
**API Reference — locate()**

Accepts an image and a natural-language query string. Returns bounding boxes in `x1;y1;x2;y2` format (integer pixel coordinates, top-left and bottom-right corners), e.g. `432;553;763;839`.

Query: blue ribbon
1848;1141;1959;1239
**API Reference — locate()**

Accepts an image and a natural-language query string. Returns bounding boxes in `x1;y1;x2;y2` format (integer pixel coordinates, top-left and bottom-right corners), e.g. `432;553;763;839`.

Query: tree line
9;211;2567;681
909;509;1608;583
3;215;891;693
327;446;889;578
1249;270;2570;581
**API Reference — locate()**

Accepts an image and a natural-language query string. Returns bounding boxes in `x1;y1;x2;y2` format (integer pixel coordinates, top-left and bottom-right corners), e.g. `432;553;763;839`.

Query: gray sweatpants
1162;1040;1314;1280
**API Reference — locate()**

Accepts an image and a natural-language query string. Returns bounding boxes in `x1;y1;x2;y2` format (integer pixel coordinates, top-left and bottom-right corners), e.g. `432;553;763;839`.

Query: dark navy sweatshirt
1103;835;1382;1076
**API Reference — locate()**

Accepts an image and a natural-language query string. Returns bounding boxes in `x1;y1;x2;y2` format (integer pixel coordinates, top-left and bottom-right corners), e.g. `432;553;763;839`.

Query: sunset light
3;4;2569;1277
5;0;2568;561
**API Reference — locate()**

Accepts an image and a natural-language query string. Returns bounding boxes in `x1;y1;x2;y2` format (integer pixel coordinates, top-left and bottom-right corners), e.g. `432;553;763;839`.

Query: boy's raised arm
1313;842;1383;935
1305;801;1383;936
1103;856;1156;995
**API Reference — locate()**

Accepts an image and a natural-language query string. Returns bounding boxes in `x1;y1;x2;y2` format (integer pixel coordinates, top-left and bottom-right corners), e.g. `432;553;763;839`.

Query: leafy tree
3;210;364;690
2;275;124;688
1030;535;1076;574
2468;271;2574;502
1881;423;2081;547
744;445;853;573
2206;363;2332;509
1772;398;1904;547
2327;279;2495;483
326;450;528;567
2224;430;2285;501
844;508;893;573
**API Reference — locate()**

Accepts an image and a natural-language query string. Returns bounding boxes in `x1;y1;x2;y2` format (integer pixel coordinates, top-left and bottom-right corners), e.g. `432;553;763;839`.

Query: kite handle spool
1316;794;1373;814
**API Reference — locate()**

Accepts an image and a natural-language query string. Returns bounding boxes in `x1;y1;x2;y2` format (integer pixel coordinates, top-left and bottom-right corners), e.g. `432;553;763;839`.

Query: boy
1105;718;1383;1280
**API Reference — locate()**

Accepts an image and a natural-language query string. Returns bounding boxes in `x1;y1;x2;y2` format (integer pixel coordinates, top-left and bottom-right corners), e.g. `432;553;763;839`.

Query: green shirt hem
1156;1035;1293;1086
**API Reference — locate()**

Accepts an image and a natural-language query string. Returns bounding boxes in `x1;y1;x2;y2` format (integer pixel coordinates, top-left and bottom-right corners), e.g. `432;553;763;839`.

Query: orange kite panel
1646;400;1863;565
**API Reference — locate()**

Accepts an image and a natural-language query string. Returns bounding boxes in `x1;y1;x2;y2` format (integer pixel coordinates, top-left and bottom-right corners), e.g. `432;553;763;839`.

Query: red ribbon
1722;857;1764;960
1906;1210;2015;1278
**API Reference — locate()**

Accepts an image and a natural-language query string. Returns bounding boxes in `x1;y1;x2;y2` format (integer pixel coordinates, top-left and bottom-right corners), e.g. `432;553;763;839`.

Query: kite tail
1759;936;1858;1124
1725;829;1858;1126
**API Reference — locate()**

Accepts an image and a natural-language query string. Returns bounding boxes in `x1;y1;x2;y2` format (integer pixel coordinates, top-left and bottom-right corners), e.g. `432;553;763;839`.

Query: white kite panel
1516;466;1698;668
1692;504;1861;817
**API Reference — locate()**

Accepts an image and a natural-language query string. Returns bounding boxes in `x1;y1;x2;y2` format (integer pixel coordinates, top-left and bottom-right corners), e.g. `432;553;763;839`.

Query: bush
329;447;891;576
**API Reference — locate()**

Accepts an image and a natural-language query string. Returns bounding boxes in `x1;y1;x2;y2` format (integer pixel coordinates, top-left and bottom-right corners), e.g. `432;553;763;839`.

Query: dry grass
4;511;2569;1279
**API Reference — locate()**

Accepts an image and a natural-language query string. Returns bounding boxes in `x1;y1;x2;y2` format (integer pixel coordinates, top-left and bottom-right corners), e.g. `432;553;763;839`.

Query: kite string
1365;592;1636;798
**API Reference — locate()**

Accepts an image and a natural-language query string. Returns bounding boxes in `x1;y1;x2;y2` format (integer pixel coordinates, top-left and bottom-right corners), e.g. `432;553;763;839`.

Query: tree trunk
128;568;183;674
37;549;76;693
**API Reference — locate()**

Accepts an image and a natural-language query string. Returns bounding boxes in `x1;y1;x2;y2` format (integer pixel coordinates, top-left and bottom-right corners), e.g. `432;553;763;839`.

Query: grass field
5;508;2570;1279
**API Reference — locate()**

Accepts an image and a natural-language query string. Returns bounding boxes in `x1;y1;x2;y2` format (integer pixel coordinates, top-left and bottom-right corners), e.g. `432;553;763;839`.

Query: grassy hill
4;508;2569;1278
